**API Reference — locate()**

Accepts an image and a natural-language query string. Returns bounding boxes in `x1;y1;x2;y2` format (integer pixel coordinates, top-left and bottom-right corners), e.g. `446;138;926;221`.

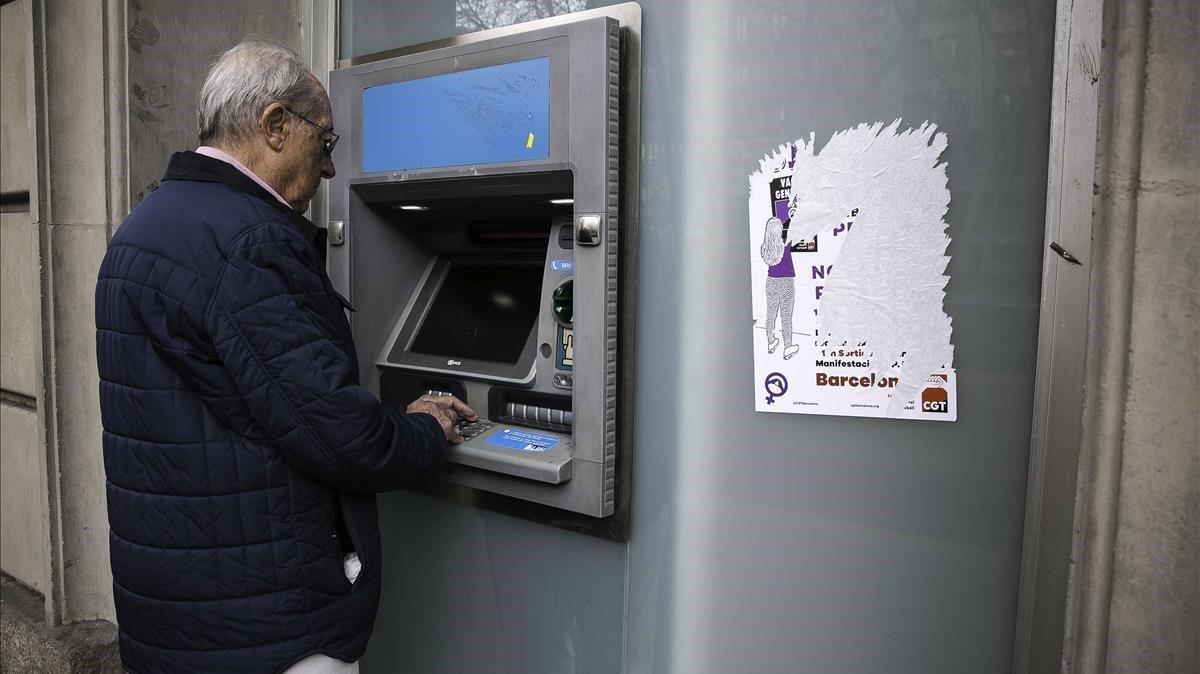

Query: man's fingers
408;396;479;444
438;408;465;444
419;395;478;422
444;397;478;421
405;401;462;443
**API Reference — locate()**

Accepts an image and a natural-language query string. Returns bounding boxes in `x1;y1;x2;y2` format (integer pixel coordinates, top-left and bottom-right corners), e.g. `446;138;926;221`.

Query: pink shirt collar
195;146;292;210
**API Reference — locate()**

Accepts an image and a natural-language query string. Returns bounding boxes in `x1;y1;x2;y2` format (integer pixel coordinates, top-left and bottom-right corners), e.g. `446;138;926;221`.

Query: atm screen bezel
349;36;572;180
361;56;553;173
379;254;541;384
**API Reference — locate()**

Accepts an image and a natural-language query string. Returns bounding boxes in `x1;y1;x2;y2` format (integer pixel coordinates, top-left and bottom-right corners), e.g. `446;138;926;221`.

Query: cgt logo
921;374;949;413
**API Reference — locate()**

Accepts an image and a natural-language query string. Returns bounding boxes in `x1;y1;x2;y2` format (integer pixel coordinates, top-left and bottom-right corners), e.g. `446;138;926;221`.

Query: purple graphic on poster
764;372;788;404
770;175;791;222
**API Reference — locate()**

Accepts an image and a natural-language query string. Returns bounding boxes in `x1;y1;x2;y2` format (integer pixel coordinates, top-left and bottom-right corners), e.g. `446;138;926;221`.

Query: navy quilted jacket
96;152;447;673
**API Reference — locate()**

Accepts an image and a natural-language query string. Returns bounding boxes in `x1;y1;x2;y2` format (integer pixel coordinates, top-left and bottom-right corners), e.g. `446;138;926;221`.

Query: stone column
26;0;128;625
1;0;50;603
1065;0;1200;671
1;0;329;632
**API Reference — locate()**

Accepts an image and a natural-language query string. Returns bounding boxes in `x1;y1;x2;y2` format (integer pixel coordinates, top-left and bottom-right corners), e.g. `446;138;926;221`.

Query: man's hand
406;394;479;444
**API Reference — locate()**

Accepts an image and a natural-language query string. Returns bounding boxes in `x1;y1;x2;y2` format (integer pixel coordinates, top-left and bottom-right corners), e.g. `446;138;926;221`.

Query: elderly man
95;39;475;673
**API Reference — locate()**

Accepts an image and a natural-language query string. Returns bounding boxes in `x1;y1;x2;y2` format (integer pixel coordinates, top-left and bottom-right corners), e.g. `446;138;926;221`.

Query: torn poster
748;120;957;421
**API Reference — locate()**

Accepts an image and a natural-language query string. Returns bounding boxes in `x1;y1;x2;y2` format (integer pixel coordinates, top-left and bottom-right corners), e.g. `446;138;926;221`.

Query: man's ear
260;102;290;152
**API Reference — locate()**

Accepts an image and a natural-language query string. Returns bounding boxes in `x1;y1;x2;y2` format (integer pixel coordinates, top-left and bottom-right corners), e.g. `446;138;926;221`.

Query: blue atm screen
362;57;551;172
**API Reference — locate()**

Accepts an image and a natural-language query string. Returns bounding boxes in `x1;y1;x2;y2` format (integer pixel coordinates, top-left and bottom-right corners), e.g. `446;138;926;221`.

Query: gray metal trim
1012;0;1105;671
601;20;620;512
337;2;641;69
305;0;336;234
376;256;434;367
609;1;641;546
377;256;541;386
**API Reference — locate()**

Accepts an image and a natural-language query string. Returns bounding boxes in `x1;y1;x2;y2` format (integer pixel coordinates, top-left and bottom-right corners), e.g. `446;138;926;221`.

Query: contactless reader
326;7;640;528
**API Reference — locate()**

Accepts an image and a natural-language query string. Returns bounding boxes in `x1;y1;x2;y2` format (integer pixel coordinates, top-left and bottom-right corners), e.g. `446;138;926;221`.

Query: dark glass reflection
409;263;543;364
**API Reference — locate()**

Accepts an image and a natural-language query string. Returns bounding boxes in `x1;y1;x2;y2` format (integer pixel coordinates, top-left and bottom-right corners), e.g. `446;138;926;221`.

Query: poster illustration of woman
760;216;801;360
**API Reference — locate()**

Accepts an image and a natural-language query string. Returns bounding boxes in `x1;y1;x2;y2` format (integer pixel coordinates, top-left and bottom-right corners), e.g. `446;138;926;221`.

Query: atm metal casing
326;8;639;536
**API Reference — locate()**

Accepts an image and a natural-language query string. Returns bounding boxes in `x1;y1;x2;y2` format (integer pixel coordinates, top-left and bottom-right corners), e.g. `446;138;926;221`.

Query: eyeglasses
284;106;339;157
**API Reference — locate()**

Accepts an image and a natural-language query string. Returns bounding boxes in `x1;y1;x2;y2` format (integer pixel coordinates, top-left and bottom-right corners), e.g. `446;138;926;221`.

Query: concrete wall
0;210;46;594
1067;0;1200;671
1;0;33;195
0;0;50;597
0;210;37;398
125;1;308;206
29;0;126;624
347;3;1053;674
0;399;46;594
0;0;318;628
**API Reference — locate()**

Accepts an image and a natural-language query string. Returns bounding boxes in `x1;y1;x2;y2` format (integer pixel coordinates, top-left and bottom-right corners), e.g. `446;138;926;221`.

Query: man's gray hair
197;38;324;146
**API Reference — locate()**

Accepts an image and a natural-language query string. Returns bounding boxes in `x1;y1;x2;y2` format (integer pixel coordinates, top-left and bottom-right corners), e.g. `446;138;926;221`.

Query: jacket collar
161;151;324;248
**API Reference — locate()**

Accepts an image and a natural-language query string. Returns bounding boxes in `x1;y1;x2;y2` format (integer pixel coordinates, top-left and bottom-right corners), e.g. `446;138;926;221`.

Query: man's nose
321;155;336;180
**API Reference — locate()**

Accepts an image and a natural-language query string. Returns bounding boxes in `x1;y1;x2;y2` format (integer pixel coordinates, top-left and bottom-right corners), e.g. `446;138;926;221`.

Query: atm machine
326;7;640;538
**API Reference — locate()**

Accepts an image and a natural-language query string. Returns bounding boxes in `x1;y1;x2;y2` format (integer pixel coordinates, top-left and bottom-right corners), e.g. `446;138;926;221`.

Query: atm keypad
455;420;495;441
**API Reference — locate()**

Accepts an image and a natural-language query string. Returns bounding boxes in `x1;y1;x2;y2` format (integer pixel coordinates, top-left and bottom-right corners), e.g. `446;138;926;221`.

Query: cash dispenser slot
504;403;573;429
489;388;572;433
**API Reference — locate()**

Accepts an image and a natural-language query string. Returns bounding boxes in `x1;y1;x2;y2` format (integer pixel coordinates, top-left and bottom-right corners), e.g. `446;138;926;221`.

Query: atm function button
576;215;602;246
553;373;573;389
455;420;494;441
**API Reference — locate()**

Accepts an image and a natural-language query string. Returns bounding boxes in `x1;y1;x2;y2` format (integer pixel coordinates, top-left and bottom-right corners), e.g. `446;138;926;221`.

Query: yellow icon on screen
526;132;535;149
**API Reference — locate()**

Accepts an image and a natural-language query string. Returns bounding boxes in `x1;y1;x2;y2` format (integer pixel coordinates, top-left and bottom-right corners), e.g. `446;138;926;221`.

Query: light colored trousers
764;276;796;347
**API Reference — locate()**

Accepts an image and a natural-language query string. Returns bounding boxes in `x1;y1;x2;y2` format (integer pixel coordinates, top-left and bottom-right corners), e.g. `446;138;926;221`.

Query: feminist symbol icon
764;372;788;405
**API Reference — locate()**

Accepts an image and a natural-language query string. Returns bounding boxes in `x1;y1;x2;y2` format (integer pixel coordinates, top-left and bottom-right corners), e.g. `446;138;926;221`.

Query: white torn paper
748;121;957;421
